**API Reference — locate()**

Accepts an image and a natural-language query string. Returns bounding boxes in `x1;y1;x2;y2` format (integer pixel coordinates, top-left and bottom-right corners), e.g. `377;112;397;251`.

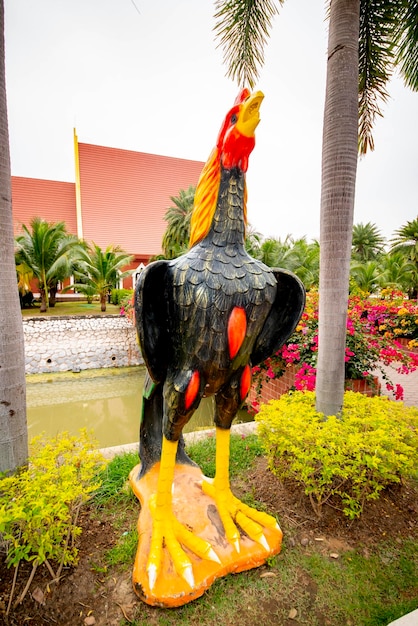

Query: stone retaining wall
23;315;142;374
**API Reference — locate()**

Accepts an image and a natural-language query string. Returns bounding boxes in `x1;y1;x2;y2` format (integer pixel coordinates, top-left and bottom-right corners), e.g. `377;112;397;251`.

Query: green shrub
111;288;133;306
255;391;418;519
0;430;106;612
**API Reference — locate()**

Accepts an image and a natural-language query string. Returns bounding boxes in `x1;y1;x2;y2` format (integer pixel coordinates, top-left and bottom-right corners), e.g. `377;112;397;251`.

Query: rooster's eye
230;114;237;124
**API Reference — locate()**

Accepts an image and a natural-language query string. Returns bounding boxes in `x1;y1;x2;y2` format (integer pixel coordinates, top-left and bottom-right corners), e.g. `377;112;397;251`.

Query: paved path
388;609;418;626
374;362;418;407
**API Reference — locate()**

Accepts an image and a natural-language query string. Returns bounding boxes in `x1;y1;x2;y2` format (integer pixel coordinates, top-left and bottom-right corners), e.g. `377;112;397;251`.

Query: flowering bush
359;294;418;341
252;291;418;402
119;292;135;324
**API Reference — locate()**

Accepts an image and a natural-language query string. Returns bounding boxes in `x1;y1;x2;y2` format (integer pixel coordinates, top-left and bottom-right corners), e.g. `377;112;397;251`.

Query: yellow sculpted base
129;461;283;608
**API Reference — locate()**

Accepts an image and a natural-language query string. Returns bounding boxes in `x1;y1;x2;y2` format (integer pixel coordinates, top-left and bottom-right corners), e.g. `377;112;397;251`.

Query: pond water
26;366;252;449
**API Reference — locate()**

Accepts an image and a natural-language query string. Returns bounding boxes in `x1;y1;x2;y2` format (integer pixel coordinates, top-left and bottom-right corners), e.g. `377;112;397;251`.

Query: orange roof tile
78;143;204;256
12;177;77;236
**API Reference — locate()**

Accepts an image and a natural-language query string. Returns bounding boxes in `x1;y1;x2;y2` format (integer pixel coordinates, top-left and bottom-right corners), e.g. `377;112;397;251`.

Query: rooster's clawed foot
147;494;221;590
202;479;280;552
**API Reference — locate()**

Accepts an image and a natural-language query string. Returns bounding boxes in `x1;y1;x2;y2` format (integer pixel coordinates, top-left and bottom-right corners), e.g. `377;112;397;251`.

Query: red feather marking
184;370;200;410
240;364;252;401
228;307;247;359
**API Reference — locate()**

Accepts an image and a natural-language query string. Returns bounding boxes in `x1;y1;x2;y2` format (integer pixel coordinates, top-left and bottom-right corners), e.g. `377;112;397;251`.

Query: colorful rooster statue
130;89;305;607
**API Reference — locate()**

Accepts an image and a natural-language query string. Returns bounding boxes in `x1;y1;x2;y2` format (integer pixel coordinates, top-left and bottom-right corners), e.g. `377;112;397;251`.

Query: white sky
4;0;417;243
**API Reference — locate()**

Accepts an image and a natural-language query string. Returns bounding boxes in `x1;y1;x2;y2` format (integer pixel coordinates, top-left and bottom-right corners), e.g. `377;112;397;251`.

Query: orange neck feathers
189;148;247;248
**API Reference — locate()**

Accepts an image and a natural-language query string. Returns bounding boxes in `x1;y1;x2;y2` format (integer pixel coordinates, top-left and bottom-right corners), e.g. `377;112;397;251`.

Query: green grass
92;439;418;626
123;541;418;626
93;452;140;571
105;527;138;568
21;300;121;317
302;540;418;625
186;432;263;478
94;451;139;505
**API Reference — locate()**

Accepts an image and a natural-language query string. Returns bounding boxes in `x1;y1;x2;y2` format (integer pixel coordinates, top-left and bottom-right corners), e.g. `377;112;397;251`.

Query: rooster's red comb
234;88;250;105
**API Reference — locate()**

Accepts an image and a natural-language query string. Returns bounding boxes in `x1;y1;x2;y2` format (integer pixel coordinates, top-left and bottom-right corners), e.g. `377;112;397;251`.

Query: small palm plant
390;218;418;298
15;217;79;312
70;243;133;311
352;222;385;262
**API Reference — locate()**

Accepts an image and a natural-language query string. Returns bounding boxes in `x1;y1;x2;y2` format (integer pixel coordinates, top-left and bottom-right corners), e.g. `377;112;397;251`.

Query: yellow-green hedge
0;430;106;570
255;391;418;519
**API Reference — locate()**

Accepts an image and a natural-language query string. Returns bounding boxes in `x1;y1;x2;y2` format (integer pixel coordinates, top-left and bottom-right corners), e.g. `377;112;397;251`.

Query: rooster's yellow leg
202;427;280;552
147;436;220;591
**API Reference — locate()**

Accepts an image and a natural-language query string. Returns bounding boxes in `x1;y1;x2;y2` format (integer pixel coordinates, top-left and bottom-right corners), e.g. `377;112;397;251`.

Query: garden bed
1;444;417;626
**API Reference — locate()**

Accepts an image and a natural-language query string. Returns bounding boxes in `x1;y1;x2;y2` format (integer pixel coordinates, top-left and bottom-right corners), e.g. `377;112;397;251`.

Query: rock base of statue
129;462;282;608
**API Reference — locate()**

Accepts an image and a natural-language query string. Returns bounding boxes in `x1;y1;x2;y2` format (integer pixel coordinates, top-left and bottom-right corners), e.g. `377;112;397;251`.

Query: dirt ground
1;457;417;626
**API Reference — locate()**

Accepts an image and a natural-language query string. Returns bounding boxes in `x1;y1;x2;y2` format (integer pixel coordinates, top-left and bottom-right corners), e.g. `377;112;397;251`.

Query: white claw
182;564;195;588
258;533;270;551
275;522;281;531
207;547;221;564
148;564;157;591
234;539;241;553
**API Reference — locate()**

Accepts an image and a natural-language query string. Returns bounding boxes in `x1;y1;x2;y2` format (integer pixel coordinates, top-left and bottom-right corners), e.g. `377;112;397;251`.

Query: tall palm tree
162;186;195;259
0;0;28;473
352;222;385;262
316;0;417;414
71;243;133;312
214;0;418;416
15;217;79;312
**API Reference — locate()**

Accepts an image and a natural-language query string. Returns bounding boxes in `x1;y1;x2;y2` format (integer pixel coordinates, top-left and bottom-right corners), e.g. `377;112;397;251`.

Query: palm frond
213;0;281;88
358;0;404;154
393;0;418;90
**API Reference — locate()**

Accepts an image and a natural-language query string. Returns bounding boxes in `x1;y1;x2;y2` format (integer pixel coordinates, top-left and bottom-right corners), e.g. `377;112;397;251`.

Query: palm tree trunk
100;292;107;312
39;287;48;313
316;0;360;416
49;285;57;307
0;0;28;472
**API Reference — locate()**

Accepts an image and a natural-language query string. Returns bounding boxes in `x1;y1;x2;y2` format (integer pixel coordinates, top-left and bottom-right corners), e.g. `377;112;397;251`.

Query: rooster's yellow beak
236;91;264;137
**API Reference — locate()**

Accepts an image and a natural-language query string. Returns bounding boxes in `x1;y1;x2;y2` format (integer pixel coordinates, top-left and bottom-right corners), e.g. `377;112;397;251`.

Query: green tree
214;0;418;416
290;238;320;291
244;224;263;258
390;217;418;297
71;243;133;312
254;235;294;268
16;261;33;301
390;217;418;263
352;222;385;262
256;237;282;267
378;250;416;296
0;0;28;473
350;260;380;294
162;186;195;259
15;218;79;313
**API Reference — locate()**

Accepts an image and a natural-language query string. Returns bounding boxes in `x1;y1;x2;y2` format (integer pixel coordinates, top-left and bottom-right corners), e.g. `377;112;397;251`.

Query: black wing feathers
251;269;306;366
135;260;170;383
